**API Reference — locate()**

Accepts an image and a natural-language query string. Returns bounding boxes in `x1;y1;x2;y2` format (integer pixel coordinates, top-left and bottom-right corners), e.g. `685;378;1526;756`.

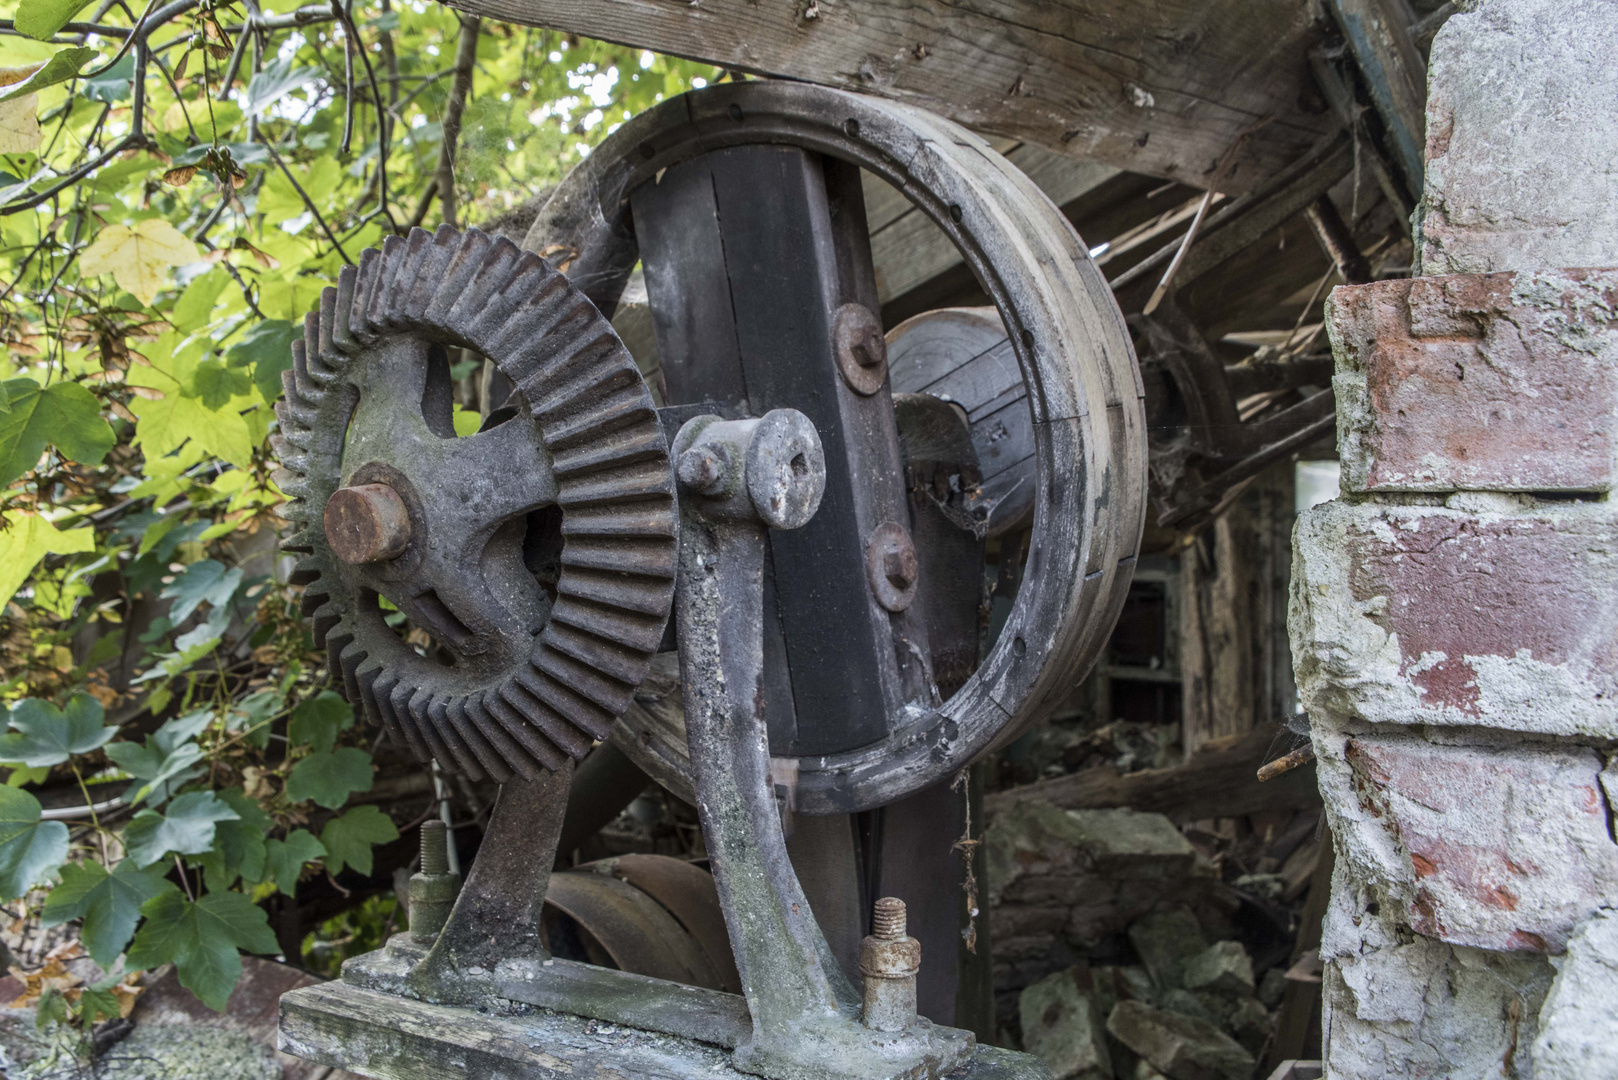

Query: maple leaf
79;221;201;306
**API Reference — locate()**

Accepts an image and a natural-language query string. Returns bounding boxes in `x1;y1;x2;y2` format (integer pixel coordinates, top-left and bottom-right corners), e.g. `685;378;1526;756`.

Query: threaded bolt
861;897;920;1032
421;820;449;875
409;821;460;945
873;897;906;940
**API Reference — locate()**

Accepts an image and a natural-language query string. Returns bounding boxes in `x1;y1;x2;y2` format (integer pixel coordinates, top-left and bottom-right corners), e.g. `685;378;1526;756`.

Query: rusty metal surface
604;854;742;994
546;869;722;989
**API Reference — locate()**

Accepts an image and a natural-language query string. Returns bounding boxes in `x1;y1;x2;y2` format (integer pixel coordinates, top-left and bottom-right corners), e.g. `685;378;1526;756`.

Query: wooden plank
446;0;1333;195
982;722;1320;822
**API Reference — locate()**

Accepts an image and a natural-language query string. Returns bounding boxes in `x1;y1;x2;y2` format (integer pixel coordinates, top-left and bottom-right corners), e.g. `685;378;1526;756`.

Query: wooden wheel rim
525;81;1147;814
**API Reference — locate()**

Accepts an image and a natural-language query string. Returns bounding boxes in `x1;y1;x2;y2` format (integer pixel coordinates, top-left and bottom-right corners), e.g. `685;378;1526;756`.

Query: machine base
278;978;1050;1080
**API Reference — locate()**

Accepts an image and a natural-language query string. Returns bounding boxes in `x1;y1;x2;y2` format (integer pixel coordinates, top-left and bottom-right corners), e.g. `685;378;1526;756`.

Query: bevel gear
271;225;677;785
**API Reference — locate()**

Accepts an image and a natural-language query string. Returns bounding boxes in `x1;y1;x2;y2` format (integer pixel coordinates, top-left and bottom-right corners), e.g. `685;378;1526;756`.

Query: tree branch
433;12;479;228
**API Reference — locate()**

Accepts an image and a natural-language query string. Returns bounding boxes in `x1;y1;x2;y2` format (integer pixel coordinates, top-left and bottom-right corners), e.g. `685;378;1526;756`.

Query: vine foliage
0;0;713;1040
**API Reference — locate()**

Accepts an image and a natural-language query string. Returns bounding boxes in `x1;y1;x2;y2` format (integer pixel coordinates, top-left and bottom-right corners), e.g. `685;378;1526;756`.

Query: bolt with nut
860;897;921;1031
408;820;462;944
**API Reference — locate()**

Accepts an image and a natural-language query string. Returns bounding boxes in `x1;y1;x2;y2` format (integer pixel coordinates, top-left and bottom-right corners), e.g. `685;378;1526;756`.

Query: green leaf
13;0;93;41
0;377;116;487
287;690;352;755
0;785;68;900
223;318;295;404
0;510;94;611
128;389;252;468
318;804;397;878
241;57;317;119
204;788;269;890
158;559;243;625
124;790;239;867
262;829;325;896
126;889;277;1010
285;747;373;810
170;270;229;332
104;729;204;806
79;53;132;103
186;359;252;410
41;860;176;967
0;693;116;767
0;46;97;92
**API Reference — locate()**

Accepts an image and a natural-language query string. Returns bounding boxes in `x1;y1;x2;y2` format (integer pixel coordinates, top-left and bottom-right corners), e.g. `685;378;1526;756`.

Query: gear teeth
429;695;511;783
558;458;677;508
442;238;521;338
317;287;339;368
460;253;553;346
540;380;658;451
505;311;613;401
556;567;672;617
446;695;529;782
492;680;593;759
407;686;484;781
482;275;573;369
372;671;431;763
366;234;409;334
468;692;565;773
288;557;325;588
323;628;356;698
560;535;678;579
351;656;394;742
393;679;461;774
333;265;360;354
383;228;434;329
424;229;495;329
351;248;383;345
516;659;619;742
549;424;668;480
280;527;318;554
398;226;459;329
549;597;666;659
336;639;368;704
311;602;343;646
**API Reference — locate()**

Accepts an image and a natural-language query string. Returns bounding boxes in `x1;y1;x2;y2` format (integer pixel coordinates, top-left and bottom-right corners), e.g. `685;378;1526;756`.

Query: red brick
1343;734;1618;953
1329;267;1618;493
1293;499;1618;738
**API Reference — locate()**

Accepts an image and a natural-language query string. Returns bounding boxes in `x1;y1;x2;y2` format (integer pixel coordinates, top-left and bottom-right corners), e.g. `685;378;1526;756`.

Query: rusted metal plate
547;868;723;989
602;854;741;994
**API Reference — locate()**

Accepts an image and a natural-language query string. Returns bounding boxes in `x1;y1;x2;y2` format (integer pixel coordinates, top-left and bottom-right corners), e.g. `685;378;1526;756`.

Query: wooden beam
443;0;1334;195
1328;0;1427;198
983;721;1320;822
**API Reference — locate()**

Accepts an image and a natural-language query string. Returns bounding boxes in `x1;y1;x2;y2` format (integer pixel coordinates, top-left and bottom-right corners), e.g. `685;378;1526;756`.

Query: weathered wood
279;980;1051;1080
982;722;1320;822
1180;512;1256;757
454;0;1333;195
866;145;1118;305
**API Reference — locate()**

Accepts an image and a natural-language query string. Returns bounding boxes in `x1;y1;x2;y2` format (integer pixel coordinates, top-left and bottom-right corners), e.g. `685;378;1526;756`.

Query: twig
1142;117;1274;315
261;138;351;263
433;12;480;228
1257;744;1316;782
336;0;354;154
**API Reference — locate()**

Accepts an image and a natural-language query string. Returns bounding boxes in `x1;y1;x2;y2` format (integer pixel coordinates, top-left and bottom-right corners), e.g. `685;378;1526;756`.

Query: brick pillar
1289;1;1618;1076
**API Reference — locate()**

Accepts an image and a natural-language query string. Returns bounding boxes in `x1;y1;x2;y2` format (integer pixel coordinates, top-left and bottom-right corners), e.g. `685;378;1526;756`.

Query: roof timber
447;0;1339;194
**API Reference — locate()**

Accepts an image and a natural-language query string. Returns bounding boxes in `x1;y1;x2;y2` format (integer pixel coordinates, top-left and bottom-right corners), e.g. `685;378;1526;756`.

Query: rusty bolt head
324;483;412;564
882;547;918;592
677;445;729;495
833;302;887;395
866;521;919;612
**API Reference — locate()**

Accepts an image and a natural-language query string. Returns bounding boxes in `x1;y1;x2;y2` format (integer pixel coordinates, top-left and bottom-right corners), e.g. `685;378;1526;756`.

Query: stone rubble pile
988;799;1312;1078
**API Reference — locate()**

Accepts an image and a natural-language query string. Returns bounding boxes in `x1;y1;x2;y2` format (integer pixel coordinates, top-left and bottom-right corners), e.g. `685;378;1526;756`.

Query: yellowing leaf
80;220;201;305
0;92;40;154
0;511;95;610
